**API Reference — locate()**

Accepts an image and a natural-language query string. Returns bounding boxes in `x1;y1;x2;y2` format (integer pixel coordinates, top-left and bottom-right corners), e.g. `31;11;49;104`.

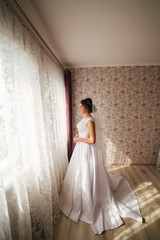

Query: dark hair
81;98;92;113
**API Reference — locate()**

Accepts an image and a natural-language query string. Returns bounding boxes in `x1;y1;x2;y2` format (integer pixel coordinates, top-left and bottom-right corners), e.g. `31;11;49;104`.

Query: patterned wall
70;66;160;164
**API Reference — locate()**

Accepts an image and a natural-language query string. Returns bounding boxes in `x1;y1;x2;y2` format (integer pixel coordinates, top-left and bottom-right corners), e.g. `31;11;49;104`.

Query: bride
60;98;144;234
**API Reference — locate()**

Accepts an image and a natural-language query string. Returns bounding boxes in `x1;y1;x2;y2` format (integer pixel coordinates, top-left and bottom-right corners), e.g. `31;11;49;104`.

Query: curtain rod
7;0;65;71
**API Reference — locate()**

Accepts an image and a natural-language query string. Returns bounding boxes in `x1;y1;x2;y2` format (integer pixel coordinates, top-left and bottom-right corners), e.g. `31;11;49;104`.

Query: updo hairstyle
80;98;92;113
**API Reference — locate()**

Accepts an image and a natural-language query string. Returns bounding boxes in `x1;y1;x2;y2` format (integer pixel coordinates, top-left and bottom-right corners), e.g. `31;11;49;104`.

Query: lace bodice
77;117;94;138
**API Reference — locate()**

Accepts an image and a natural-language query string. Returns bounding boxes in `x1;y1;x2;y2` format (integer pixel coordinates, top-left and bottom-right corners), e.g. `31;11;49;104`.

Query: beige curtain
0;1;68;239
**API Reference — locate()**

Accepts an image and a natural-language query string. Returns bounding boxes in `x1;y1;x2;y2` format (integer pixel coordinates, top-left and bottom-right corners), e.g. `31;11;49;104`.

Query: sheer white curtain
0;1;68;239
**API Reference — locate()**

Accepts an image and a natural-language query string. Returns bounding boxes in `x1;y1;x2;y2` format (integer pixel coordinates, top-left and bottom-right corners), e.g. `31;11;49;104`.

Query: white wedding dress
60;117;142;234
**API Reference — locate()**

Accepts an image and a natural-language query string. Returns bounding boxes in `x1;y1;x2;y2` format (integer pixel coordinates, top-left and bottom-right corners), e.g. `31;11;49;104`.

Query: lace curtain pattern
0;1;68;239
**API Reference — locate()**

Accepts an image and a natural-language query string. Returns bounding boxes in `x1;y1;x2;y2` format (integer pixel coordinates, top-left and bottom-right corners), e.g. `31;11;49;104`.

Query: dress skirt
60;140;142;234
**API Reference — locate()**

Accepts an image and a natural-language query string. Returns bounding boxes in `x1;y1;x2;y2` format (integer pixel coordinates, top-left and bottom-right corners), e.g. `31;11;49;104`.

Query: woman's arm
73;120;95;144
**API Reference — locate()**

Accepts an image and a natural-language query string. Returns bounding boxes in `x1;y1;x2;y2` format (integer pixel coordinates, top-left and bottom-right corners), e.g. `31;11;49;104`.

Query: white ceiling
18;0;160;68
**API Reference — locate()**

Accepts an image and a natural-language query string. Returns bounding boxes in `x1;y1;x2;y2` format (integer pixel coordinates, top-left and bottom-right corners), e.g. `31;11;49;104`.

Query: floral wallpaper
70;66;160;164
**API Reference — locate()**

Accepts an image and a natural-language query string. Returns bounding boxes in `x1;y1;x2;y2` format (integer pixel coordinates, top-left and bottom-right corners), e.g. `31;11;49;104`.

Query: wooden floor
53;165;160;240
